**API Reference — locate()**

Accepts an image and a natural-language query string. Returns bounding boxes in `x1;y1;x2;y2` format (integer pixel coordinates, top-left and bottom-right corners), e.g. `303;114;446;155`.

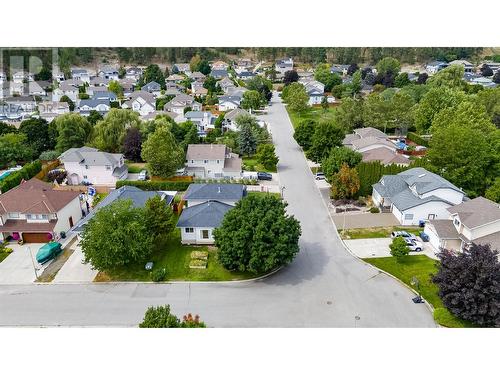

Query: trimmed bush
407;132;430;148
39;150;61;161
116;180;192;191
151;268;167;282
0;160;42;193
369;207;380;213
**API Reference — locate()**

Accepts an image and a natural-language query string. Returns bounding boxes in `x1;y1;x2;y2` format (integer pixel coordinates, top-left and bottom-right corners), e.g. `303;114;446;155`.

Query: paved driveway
0;93;435;327
0;243;50;284
53;239;98;283
345;238;438;259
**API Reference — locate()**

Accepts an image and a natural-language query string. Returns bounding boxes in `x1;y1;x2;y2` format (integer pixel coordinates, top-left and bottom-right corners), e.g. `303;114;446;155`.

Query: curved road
0;94;435;327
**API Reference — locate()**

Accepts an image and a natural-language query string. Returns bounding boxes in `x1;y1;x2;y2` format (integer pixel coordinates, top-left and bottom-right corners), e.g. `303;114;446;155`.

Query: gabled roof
183;183;246;201
186;144;228;160
224;108;251;121
350;136;396;151
361;148;411;166
59;146;122;166
141;81;161;91
0;178;79;215
447;197;500;229
398;167;463;195
176;200;233;228
185;111;212;119
354;127;387;139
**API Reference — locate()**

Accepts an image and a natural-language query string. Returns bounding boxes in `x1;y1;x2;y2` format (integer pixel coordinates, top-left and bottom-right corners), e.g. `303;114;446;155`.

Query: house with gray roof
210;69;229;79
223;108;252;131
59;146;128;186
184;111;215;134
73;186;175;233
141;81;162;97
177;183;245;244
185;144;242;179
424;197;500;253
77;98;111;116
372;167;466;225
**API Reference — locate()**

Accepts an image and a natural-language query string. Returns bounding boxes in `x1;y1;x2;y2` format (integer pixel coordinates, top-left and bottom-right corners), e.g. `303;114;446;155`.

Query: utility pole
28;246;39;281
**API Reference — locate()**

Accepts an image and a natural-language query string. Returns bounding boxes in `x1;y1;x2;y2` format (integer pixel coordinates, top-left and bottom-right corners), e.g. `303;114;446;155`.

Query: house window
105;165;111;170
85;165;89;169
204;160;208;164
83;175;88;179
454;218;460;226
428;214;436;220
185;228;194;233
8;212;19;219
217;160;220;164
201;230;210;239
404;214;414;220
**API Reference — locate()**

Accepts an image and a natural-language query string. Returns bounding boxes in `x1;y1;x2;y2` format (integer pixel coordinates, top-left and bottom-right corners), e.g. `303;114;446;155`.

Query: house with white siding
372;168;466;226
121;91;156;116
185;144;242;179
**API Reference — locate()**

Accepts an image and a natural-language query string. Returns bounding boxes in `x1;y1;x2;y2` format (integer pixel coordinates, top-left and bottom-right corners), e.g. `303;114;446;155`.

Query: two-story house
71;68;91;84
424;197;500;253
121;91;156;116
163;93;202;115
141;81;162;97
38;101;70;122
0;178;82;243
59;146;128;186
52;81;79;102
177;183;246;244
211;61;229;71
185;144;242;179
98;66;119;81
275;58;294;75
218;95;241;111
184;111;215;134
372;168;466;225
125;67;143;82
77;98;111;116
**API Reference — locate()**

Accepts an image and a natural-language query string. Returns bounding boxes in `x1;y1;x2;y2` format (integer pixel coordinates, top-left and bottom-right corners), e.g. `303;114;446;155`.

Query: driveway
0;93;435;327
53;239;98;283
332;212;400;229
345;238;438;259
0;243;51;284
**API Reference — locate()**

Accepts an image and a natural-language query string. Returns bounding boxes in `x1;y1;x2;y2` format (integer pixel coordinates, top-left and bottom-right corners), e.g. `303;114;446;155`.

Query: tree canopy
92;109;141;153
54;113;92;153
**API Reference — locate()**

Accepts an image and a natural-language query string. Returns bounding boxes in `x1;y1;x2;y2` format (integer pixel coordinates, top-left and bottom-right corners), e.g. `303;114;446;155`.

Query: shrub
369;207;380;213
389;237;410;261
47;169;67;184
407;132;430;147
116;180;191;191
151;268;167;282
39;150;60;161
0;160;42;193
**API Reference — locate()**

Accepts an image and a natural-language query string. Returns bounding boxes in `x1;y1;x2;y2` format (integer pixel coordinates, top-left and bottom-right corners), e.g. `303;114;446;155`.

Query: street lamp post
410;276;423;303
280;185;286;199
28;246;39;281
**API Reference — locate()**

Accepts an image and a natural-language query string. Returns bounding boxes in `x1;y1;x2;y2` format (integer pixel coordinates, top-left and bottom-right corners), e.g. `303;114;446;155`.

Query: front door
69;216;74;228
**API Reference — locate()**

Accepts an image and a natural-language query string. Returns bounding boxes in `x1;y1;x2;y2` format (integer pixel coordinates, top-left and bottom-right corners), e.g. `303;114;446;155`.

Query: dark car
257;172;272;181
419;232;430;242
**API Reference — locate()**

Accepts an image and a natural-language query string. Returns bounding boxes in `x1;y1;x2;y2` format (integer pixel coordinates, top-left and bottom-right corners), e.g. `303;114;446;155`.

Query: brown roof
0;219;56;233
186;144;228;161
447;197;500;229
429;219;460;239
223;153;242;172
362;148;411;166
0;178;79;214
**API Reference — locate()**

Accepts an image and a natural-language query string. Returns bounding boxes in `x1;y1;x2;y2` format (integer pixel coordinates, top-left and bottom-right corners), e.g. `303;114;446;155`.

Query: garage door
22;232;50;243
424;226;440;250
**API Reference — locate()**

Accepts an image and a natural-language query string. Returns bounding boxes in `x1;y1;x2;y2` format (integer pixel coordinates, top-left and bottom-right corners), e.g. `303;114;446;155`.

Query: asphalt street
0;93;436;327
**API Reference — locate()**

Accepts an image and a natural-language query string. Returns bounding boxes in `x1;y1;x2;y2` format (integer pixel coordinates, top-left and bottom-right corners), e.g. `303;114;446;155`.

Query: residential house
163;93;202;115
361;147;410;166
3;96;37;114
98;66;119;80
188;71;206;82
71;68;91;83
424;197;500;253
90;76;109;87
77;98;111;116
449;59;474;73
217;77;235;93
125;67;143;82
191;81;208;96
302;80;325;105
275;58;294;75
121;91;156;116
86;84;109;96
52;81;79;102
372;167;466;226
480;61;500;73
425;61;449;74
0;71;7;83
0;178;82;243
59;146;128;186
236;71;256;81
28;81;47;96
141;81;162;97
12;70;34;84
330;65;349;75
223;108;252;131
0;103;25;122
211;60;229;71
184;111;215;134
185;144;242;179
166;74;184;84
173;63;191;74
119;78;136;96
92;91;118;103
218;95;241;111
177;183;246;244
343;127;397;153
210;70;229;79
73;186;175;233
52;71;65;82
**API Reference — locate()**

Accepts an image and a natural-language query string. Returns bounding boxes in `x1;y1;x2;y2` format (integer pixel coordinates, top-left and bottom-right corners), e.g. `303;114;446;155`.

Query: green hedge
355;161;409;197
116;180;192;191
407;132;430;148
0;160;42;193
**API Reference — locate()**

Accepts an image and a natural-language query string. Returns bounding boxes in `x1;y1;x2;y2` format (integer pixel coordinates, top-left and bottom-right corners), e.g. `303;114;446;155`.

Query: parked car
36;242;62;264
315;172;325;180
391;230;418;242
257;172;272;181
138;170;148;181
404;238;423;252
419;232;429;242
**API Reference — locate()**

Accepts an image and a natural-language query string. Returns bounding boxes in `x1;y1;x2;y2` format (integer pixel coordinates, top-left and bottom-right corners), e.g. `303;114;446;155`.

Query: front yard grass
339;226;421;240
287;106;337;129
0;252;10;263
242;156;276;173
363;255;476;328
94;229;259;282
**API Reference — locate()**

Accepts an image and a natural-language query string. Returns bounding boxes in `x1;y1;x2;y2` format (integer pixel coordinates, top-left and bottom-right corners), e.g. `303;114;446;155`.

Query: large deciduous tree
283;70;299;85
330;163;360;199
144;195;176;241
376;57;401;76
80;199;153;271
293;119;316;150
139;305;206;328
0;133;34;167
306;121;345;163
282;82;309;112
213;194;301;274
433;244;500;327
54;113;92;153
139;64;166;89
241;90;263;111
123;127;142;162
321;147;362;180
18;118;56;157
141;124;184;178
92;109;141;153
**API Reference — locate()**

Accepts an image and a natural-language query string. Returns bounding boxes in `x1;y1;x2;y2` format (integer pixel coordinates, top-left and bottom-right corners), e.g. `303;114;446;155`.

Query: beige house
185;144;242;179
424;197;500;252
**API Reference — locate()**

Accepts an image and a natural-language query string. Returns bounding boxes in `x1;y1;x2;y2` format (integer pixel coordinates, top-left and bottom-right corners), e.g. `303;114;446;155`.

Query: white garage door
424;225;440;251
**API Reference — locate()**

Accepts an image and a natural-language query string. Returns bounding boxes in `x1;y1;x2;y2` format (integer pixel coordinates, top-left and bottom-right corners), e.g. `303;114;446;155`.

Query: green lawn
339;226;421;240
363;255;476;328
287;106;337;129
126;161;146;173
0;252;10;263
94;229;260;282
242;156;276;173
247;191;282;199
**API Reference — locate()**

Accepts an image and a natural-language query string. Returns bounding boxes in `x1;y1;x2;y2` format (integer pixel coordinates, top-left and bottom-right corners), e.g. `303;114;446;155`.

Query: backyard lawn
339;226;421;240
94;229;259;282
363;255;476;328
287;106;337;129
126;161;146;173
242;156;276;173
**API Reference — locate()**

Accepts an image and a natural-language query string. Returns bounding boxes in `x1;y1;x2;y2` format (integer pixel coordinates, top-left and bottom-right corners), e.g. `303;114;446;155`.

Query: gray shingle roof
186;144;228;160
398;167;463;195
447;197;500;229
429;219;460;239
183;183;246;201
176;200;233;228
59;147;122;166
